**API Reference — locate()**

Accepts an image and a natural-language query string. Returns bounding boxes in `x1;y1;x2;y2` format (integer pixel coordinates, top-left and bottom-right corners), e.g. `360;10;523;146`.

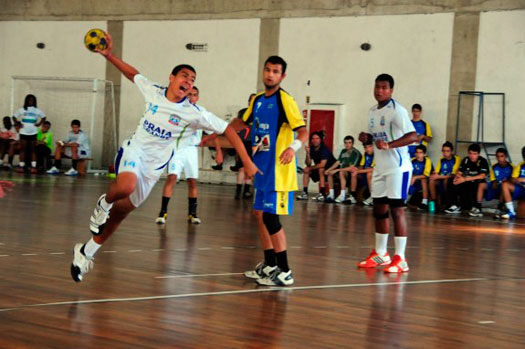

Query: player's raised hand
375;139;389;150
243;160;262;179
359;132;372;144
279;148;296;165
95;32;113;57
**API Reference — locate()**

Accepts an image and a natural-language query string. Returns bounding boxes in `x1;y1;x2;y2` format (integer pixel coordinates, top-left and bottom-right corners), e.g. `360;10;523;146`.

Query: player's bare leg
501;181;517;219
244;210;277;279
358;201;392;268
156;174;177;224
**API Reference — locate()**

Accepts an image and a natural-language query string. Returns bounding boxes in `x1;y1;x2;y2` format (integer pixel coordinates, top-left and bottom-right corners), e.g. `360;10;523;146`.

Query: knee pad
262;212;282;235
388;198;406;208
373;209;389;219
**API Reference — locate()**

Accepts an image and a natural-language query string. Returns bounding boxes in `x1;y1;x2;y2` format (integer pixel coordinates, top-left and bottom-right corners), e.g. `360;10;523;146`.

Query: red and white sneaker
357;249;391;268
383;255;409;273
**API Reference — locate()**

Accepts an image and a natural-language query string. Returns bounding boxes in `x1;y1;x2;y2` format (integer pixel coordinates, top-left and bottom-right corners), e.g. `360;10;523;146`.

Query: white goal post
10;76;117;172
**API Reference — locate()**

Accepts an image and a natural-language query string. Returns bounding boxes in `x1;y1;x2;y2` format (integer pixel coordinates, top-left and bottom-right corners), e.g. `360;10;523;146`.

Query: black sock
276;251;289;272
475;202;482;209
303;187;308;194
8;155;13;165
264;249;276;267
188;197;197;216
243;184;251;193
351;191;357;197
72;159;78;170
320;187;326;196
161;196;170;213
236;184;242;194
55;159;62;169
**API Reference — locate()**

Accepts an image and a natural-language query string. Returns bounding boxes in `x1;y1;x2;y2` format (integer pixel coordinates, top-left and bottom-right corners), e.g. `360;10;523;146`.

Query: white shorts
167;146;199;179
64;146;91;159
115;144;171;207
371;170;412;200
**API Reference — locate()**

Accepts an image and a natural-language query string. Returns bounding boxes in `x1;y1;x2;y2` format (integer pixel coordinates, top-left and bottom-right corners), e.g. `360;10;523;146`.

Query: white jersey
368;99;415;175
126;74;227;168
65;130;91;158
14;107;45;136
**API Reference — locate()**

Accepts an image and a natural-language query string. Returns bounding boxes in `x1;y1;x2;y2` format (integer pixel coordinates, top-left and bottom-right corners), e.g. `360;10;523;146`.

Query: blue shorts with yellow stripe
254;190;294;215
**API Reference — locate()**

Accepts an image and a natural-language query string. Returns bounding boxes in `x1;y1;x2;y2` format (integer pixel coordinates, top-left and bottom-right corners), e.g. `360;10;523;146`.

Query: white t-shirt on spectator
14;107;45;136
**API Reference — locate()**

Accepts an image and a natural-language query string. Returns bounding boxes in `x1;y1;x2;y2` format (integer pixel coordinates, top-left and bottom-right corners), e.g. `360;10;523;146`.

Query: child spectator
429;141;461;211
5;121;22;170
297;132;337;201
408;104;432;158
36;121;54;172
408;144;433;210
500;146;525;220
324;135;361;203
445;143;489;214
471;148;513;218
47;119;91;176
0;116;17;168
345;141;375;205
13;94;45;173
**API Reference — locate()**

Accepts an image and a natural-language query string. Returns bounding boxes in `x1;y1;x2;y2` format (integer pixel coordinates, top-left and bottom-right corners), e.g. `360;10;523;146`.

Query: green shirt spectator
338;147;361;168
37;127;53;151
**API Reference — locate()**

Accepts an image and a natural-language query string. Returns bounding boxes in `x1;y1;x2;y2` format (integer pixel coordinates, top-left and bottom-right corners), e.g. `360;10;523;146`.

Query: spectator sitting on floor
499;146;525;220
324;135;361;203
297;131;337;201
47;119;91;176
445;143;489;215
345;141;375;206
473;147;513;218
36;120;53;172
429;141;461;211
408;144;433;210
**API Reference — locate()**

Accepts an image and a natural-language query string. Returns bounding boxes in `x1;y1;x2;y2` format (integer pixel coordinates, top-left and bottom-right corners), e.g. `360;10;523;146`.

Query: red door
310;109;335;152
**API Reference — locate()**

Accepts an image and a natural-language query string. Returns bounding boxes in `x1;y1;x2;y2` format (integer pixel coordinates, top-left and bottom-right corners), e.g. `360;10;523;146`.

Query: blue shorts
254;190;294;215
484;182;501;201
513;184;525;200
357;174;369;188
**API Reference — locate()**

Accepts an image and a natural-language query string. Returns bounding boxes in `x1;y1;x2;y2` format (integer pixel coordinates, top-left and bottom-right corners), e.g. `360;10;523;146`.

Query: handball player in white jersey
156;86;203;225
70;32;259;282
357;74;417;273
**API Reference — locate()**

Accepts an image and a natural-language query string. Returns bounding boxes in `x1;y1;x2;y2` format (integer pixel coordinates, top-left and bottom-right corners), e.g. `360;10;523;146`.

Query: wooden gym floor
0;174;524;348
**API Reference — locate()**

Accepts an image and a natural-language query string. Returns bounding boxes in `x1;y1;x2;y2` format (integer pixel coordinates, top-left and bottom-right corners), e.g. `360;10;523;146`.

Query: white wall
119;19;260;142
476;10;525;163
279;14;454;160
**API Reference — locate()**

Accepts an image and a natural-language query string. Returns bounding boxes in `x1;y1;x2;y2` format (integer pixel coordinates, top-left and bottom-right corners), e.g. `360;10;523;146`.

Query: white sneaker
47;166;59;175
90;194;111;235
335;193;346;203
469;207;483;217
348;195;357;204
244;262;277;279
64;168;78;176
70;243;94;282
256;267;294;286
312;193;325;201
445;205;461;214
296;191;309;200
188;214;201;224
362;196;373;206
156;212;167;224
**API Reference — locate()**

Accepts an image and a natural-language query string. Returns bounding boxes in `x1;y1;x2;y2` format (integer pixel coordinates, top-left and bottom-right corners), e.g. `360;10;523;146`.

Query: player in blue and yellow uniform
407;104;432;158
429;141;461;211
473;148;513;218
500;146;525;219
239;56;308;286
408;145;433;210
346;141;375;205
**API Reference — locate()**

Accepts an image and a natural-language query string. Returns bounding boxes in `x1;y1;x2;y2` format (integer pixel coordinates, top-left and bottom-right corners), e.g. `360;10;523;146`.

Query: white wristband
289;139;302;152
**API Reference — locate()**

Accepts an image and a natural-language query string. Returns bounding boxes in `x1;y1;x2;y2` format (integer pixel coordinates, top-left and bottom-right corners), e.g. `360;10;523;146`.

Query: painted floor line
2;276;521;313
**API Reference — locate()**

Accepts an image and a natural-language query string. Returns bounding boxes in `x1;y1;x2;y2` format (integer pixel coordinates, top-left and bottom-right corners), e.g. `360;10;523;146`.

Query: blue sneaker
501;211;516;220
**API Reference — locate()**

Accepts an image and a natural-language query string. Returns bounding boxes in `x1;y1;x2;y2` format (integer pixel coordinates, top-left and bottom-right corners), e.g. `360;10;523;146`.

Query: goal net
10;76;117;171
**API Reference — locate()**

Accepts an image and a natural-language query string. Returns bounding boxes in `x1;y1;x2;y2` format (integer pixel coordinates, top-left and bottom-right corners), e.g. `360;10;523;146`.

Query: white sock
31;161;37;168
19;161;25;167
394;236;407;260
328;189;334;197
505;201;515;214
100;195;113;211
339;189;346;197
83;238;102;258
375;233;389;256
422;198;428;204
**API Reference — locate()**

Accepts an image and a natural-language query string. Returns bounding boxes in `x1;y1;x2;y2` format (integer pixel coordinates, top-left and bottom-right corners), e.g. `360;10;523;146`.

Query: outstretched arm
96;33;139;82
223;125;261;178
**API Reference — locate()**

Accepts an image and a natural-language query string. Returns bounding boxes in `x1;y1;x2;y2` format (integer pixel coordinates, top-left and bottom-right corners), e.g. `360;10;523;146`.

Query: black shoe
230;164;240;172
243;191;253;199
212;163;223;171
418;203;428;211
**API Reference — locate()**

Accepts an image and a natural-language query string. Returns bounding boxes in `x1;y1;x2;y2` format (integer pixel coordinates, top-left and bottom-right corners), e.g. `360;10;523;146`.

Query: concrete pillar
446;12;480;153
102;20;123;167
256;18;280;92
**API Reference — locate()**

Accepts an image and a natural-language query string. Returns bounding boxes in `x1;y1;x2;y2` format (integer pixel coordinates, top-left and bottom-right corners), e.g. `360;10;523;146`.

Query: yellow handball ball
84;28;108;52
